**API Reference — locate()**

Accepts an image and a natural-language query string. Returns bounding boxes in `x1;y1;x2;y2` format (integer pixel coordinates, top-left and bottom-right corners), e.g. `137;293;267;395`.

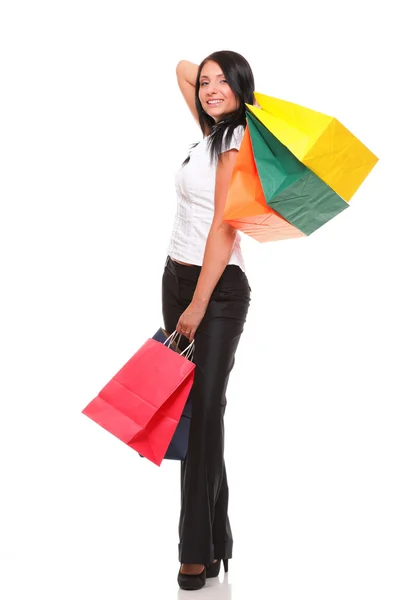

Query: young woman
162;50;256;591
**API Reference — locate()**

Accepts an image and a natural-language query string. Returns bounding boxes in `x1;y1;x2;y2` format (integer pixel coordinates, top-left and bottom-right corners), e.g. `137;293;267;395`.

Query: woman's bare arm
176;148;240;341
191;150;239;308
176;60;211;135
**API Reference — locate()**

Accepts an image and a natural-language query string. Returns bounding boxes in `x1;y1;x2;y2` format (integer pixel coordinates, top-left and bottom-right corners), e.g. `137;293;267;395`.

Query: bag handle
181;341;195;361
164;330;182;351
164;330;195;362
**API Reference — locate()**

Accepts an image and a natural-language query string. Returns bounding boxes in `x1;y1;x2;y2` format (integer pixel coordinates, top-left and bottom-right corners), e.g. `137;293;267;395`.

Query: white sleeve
219;124;245;154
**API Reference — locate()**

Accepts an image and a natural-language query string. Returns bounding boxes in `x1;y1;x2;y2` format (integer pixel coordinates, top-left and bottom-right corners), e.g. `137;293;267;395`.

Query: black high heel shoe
177;565;207;590
206;558;229;578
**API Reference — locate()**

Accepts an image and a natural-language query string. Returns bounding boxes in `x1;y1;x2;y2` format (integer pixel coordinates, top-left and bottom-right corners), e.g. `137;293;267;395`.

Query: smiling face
198;60;240;124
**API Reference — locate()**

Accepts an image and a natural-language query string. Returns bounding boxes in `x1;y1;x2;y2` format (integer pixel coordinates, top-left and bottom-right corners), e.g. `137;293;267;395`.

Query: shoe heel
223;559;229;573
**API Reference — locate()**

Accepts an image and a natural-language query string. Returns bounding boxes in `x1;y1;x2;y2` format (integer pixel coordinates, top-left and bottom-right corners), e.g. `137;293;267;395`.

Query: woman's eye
200;79;227;86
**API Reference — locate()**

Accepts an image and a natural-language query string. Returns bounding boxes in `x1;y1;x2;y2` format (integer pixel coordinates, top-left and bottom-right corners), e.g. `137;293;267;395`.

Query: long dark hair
181;50;256;167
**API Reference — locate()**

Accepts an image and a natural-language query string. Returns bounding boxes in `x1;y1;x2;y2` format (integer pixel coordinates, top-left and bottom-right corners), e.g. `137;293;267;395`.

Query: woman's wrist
190;295;209;312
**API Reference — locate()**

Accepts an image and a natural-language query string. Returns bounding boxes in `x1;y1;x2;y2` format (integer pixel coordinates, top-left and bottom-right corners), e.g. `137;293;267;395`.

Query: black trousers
162;256;251;565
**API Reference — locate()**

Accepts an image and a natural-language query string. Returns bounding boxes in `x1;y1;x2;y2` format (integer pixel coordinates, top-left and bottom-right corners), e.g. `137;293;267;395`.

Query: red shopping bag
82;335;195;466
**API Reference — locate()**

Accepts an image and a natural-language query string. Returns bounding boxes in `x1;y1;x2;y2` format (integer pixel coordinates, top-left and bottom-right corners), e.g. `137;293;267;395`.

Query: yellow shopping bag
246;94;378;201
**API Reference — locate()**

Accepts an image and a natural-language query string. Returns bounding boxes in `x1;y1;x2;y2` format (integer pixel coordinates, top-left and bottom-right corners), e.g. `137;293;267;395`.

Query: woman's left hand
176;301;206;343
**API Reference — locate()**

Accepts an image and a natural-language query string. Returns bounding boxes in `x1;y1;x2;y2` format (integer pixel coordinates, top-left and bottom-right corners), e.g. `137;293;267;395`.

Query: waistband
165;255;247;284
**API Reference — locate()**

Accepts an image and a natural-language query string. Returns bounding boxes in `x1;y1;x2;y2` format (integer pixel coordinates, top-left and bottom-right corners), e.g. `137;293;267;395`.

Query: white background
1;1;399;598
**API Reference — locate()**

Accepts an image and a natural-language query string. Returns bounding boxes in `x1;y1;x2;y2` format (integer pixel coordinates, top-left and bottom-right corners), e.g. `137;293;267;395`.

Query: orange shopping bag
223;126;306;242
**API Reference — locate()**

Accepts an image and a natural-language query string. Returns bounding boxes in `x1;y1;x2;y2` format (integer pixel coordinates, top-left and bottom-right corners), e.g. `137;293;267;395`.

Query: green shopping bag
246;111;349;235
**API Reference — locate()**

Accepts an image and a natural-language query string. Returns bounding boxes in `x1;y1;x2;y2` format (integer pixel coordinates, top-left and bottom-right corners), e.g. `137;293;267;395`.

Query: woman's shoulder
220;122;246;152
224;122;246;138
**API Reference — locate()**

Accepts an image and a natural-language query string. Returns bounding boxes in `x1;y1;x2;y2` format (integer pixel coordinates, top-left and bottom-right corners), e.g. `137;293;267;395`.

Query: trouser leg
212;460;233;559
161;257;250;565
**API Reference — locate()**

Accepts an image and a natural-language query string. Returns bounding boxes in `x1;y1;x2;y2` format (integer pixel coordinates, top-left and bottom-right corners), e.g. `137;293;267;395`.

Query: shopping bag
152;328;192;461
152;327;182;352
245;110;349;235
223;124;306;242
81;331;195;466
246;93;379;201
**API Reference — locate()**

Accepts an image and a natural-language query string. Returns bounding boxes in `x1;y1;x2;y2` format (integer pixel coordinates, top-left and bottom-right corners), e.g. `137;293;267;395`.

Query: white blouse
167;124;246;272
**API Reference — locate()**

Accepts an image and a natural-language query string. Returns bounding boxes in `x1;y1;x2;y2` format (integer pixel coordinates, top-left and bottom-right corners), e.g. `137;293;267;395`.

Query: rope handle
164;330;195;362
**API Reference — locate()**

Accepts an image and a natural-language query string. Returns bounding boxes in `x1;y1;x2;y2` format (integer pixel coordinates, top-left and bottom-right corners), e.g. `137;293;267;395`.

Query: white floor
1;407;399;600
1;558;233;600
1;538;399;600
